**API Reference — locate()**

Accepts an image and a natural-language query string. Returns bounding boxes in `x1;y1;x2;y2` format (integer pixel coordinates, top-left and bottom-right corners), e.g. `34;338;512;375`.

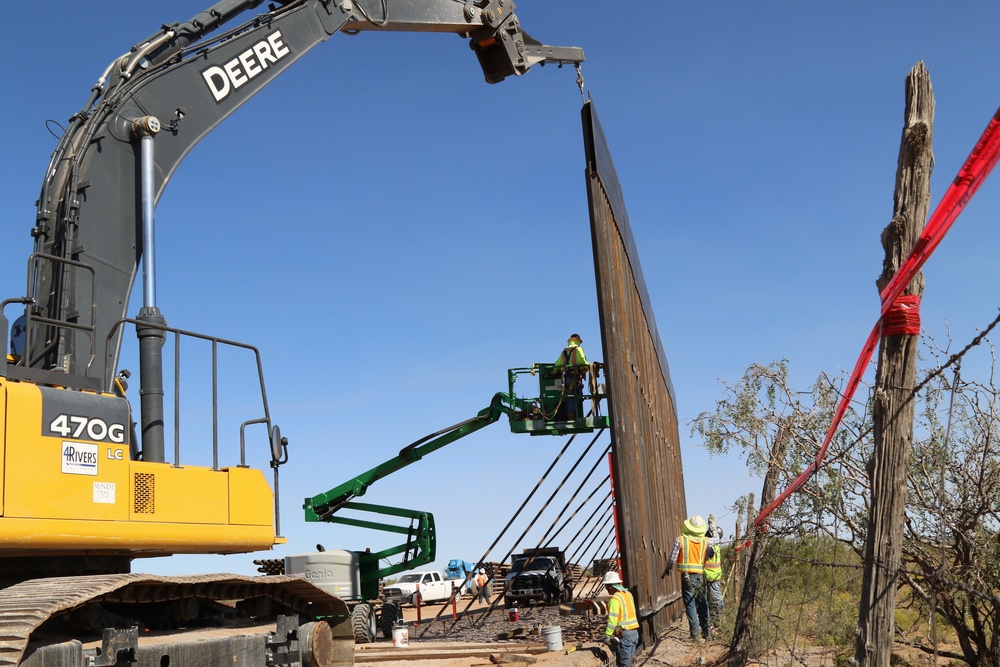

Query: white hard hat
478;569;485;574
602;570;623;587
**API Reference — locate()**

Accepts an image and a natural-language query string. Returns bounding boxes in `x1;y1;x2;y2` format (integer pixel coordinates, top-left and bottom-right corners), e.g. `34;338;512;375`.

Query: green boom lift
295;363;609;643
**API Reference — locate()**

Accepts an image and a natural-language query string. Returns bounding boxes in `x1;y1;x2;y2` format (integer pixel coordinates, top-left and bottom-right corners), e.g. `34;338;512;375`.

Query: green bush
723;535;863;657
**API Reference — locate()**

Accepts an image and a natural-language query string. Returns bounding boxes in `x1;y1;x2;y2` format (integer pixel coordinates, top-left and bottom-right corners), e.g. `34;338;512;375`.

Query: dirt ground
354;617;728;667
356;598;958;667
355;598;729;667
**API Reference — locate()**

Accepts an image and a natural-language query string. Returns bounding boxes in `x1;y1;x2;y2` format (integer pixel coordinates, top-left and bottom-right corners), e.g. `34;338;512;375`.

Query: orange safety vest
678;535;707;574
606;590;640;634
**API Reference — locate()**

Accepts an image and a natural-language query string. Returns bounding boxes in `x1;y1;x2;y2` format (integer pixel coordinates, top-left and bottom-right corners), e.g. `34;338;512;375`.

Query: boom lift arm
304;392;516;522
300;392;519;597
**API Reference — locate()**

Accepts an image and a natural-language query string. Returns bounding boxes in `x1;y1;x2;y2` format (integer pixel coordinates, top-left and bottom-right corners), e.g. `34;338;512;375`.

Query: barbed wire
826;307;1000;454
725;536;999;667
758;546;1000;607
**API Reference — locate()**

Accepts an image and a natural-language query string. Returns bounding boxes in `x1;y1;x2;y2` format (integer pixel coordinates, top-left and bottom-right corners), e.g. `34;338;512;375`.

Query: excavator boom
17;0;584;388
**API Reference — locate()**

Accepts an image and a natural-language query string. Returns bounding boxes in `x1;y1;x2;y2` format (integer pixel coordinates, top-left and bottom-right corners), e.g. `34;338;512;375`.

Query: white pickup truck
382;570;463;606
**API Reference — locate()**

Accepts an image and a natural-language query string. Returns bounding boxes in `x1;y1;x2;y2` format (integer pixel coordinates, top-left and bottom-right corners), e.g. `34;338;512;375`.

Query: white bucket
391;625;409;648
540;625;563;651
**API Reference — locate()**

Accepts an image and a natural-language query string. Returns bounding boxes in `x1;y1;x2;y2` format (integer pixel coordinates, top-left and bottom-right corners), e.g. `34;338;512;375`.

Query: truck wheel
380;601;401;640
352;603;376;644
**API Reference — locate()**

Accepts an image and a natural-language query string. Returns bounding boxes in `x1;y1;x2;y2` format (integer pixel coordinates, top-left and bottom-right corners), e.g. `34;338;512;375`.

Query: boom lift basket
506;364;609;436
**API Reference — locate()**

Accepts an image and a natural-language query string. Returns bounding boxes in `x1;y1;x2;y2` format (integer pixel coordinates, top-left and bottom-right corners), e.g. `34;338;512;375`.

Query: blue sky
4;2;1000;578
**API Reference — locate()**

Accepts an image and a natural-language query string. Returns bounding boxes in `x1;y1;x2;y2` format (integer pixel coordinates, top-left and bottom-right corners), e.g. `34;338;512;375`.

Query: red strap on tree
882;294;921;336
752;105;1000;532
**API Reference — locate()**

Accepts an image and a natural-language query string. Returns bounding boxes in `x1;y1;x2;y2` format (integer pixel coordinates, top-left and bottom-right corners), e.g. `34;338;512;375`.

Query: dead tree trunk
734;494;753;607
852;62;934;667
729;427;788;667
733;515;743;606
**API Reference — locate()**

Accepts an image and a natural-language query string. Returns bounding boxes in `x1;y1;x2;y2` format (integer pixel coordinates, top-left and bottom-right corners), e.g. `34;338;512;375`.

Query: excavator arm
16;0;584;390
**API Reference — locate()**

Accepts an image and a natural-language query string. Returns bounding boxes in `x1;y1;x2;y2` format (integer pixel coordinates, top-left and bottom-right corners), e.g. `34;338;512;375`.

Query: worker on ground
553;333;589;421
600;570;640;667
666;514;711;641
475;568;490;604
704;514;725;629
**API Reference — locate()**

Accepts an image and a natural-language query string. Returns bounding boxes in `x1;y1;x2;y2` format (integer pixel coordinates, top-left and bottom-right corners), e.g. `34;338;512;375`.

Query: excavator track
0;573;352;666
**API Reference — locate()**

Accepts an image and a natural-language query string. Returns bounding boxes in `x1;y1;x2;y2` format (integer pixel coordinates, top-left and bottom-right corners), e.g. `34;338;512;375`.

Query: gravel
393;601;606;647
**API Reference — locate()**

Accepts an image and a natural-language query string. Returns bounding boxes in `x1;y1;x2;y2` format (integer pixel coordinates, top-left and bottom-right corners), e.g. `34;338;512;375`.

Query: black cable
544;447;612;547
562;482;612;554
426;431;580;635
576;503;616;568
474;429;606;626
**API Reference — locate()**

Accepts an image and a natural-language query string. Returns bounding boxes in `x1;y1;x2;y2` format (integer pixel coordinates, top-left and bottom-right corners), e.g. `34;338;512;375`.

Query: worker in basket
553;333;589;421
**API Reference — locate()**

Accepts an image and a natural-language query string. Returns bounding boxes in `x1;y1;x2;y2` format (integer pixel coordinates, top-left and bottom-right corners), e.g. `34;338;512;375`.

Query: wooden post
729;425;789;667
852;62;934;667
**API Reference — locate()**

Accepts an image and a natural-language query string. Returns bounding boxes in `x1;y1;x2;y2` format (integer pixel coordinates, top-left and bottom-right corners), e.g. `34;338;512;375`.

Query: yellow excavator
0;1;583;664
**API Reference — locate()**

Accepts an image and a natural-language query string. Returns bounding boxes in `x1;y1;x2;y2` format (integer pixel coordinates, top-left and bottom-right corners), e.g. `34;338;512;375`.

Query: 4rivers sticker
62;442;98;476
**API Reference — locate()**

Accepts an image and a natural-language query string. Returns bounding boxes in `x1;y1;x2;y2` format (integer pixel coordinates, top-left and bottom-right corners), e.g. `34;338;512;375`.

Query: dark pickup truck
504;547;574;607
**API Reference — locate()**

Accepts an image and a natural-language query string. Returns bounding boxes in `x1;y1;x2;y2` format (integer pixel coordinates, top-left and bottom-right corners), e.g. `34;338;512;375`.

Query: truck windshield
512;557;554;572
397;574;422;583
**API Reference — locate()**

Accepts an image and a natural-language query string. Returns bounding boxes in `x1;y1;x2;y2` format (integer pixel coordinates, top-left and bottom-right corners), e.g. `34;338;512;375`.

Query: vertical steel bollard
415;583;421;626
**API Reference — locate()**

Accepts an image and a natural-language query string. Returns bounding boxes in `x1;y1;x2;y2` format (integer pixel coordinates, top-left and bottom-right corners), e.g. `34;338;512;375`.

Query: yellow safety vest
678;535;707;574
606;590;640;635
704;544;722;582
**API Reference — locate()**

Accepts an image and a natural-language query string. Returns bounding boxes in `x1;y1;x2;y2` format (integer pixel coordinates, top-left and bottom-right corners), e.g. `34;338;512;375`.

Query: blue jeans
707;579;724;623
681;573;710;638
615;628;639;667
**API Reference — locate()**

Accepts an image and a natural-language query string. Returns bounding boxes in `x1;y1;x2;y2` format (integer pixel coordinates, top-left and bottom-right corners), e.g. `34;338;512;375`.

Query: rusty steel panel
581;101;686;639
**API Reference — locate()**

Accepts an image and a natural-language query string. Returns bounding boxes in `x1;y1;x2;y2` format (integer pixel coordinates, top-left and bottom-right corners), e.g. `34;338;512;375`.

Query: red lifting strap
753;105;1000;532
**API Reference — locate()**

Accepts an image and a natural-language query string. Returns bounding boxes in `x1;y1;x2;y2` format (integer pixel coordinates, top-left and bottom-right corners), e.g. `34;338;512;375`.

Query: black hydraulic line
421;432;581;636
474;429;606;626
564;489;612;561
